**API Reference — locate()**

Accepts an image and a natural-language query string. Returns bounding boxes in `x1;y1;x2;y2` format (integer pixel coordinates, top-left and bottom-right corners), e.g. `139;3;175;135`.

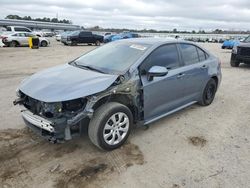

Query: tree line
5;15;72;24
88;26;250;34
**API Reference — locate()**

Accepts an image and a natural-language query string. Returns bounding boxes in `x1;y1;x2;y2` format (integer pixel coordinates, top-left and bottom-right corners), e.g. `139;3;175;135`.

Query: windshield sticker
130;44;147;51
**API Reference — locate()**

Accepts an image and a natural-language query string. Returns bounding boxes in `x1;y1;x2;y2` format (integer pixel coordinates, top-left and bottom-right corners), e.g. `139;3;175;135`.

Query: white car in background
55;34;61;41
1;32;50;47
55;31;73;41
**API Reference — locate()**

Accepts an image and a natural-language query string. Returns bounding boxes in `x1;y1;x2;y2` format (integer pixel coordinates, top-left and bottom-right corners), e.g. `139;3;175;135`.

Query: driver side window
140;44;180;74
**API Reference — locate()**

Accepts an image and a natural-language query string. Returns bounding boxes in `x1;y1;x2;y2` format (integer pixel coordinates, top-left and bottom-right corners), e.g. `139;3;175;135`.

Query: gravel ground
0;39;249;188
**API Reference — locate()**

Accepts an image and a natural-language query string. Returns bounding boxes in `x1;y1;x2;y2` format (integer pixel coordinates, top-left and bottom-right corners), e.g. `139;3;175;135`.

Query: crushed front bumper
21;109;67;142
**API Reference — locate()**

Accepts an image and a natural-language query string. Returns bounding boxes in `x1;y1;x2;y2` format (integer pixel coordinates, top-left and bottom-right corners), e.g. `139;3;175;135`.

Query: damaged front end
14;90;93;143
14;70;143;144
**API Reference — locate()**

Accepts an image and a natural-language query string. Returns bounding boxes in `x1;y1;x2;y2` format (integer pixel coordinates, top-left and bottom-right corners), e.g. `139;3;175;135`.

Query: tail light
218;59;222;67
0;36;7;41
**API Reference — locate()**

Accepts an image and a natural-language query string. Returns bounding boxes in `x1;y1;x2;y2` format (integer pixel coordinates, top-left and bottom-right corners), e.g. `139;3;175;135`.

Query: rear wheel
88;102;132;150
199;79;217;106
10;41;18;47
40;41;48;47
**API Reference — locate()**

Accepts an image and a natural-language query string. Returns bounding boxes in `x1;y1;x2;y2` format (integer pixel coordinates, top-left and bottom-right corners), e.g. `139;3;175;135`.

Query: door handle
177;73;185;79
200;65;207;69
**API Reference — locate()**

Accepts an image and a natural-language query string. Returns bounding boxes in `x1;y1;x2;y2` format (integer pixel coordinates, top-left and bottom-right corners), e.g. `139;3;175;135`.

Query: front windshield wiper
70;61;105;74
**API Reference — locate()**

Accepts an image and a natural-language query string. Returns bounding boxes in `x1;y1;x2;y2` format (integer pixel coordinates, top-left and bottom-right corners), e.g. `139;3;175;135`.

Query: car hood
237;42;250;48
19;64;118;102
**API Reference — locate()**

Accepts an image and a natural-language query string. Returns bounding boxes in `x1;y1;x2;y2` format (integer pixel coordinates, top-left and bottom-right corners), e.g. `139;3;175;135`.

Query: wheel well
12;40;19;45
93;94;138;122
211;76;218;89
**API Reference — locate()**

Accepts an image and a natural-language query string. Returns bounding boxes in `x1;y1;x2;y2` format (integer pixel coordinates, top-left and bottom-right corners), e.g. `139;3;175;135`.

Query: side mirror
147;66;168;81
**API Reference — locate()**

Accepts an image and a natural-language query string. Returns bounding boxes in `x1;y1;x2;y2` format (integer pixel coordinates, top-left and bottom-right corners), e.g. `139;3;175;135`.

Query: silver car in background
14;38;221;150
1;32;50;47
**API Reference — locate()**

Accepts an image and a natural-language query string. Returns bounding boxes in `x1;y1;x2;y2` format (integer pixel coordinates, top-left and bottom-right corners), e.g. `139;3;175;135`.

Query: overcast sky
1;0;250;31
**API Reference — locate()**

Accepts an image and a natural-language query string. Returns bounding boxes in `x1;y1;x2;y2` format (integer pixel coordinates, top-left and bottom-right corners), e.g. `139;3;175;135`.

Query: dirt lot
0;40;250;188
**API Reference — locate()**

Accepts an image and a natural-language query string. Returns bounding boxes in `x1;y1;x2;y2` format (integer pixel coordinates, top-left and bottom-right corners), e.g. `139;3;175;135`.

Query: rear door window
25;33;36;37
179;44;199;65
80;32;92;37
17;33;26;37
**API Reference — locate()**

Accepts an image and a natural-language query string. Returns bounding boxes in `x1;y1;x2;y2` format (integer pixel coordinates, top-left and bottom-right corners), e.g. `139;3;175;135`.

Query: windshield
244;36;250;43
73;42;150;74
69;31;80;36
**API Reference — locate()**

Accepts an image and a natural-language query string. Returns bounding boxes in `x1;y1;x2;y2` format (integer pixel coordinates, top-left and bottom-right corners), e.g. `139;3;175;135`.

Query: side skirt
144;101;197;125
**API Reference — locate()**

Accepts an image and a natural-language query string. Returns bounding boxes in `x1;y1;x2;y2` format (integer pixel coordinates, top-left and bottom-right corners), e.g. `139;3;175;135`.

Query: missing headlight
42;102;62;118
63;98;87;112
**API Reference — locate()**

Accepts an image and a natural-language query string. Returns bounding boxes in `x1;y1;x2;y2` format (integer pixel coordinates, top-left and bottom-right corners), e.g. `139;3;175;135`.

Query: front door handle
177;73;185;79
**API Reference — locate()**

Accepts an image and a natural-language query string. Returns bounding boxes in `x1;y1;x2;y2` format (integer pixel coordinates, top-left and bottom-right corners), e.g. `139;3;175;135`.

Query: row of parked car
54;30;140;46
0;26;141;48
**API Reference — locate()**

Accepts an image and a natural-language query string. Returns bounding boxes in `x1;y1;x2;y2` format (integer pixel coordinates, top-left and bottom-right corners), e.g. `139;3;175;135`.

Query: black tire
230;60;240;67
95;40;100;46
71;40;77;46
40;41;48;47
88;102;133;150
199;79;217;106
10;41;18;47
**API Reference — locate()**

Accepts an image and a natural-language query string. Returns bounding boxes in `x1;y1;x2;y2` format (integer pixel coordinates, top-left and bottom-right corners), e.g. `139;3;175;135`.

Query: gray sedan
14;38;222;150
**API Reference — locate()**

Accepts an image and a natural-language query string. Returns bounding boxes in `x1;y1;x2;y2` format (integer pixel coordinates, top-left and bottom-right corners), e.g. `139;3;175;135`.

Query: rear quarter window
197;47;208;61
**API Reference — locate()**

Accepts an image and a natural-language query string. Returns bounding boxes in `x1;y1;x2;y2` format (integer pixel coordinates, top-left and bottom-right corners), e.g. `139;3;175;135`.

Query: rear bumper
231;53;250;64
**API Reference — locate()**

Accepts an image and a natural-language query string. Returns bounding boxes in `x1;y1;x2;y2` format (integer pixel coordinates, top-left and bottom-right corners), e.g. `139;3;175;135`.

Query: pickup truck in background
61;30;103;46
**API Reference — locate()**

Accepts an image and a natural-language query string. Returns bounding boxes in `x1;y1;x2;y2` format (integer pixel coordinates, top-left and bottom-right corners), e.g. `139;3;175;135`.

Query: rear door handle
200;65;207;69
177;73;185;79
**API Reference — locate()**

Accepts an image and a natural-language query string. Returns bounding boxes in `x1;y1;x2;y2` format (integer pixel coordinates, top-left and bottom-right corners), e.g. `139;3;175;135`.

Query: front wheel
95;40;100;46
88;102;133;150
71;40;77;46
230;60;240;67
199;79;217;106
10;41;18;47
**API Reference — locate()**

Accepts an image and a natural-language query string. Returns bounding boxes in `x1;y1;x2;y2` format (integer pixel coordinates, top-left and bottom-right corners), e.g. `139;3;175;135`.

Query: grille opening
44;112;54;118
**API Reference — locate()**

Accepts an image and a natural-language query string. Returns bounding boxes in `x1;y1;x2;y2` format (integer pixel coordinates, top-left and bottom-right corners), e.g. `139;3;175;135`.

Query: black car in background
231;35;250;67
61;30;103;46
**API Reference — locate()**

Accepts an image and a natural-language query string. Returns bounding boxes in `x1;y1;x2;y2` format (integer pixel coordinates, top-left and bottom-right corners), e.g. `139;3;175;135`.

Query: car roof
7;26;30;28
115;37;189;46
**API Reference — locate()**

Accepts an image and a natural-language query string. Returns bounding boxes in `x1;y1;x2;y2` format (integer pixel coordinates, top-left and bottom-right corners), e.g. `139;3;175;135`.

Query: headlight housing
41;102;62;118
232;45;238;54
62;98;87;112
